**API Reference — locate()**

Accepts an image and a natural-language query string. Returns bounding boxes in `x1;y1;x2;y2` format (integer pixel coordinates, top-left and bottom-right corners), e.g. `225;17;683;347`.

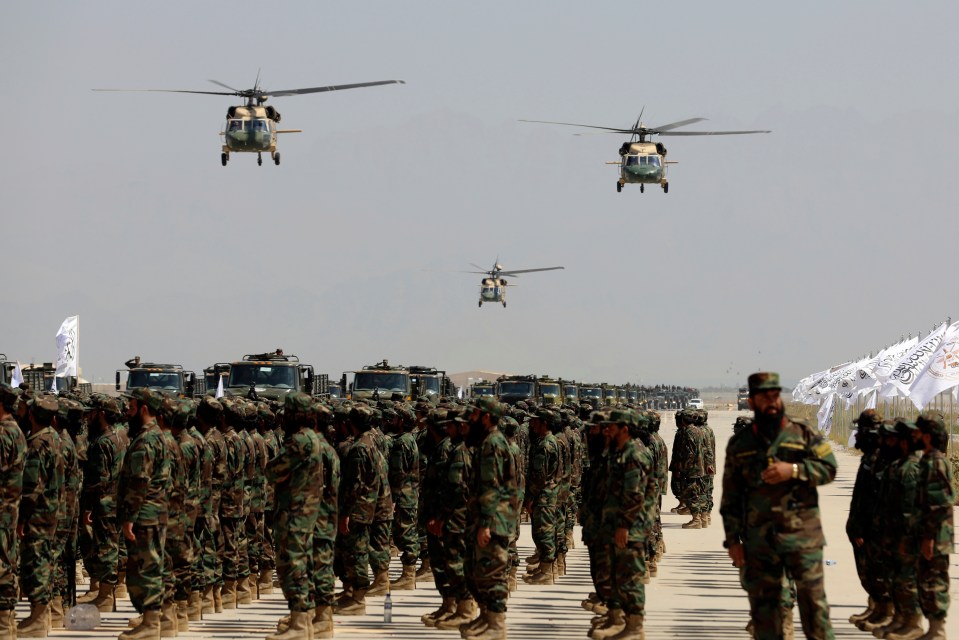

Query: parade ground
25;409;958;639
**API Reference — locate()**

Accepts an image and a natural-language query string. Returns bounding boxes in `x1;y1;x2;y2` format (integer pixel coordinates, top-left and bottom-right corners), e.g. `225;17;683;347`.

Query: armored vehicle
222;350;317;401
344;359;411;402
117;361;205;398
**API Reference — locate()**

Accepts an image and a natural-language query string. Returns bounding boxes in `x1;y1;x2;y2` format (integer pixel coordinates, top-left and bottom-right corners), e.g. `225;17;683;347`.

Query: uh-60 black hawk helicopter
94;73;404;166
465;259;564;308
521;111;769;193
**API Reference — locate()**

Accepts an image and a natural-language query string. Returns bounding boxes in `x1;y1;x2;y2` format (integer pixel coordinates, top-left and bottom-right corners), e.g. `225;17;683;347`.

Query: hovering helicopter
94;73;404;166
520;111;769;193
465;260;564;308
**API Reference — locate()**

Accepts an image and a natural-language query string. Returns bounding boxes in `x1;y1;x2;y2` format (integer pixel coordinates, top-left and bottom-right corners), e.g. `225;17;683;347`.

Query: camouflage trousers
681;476;707;515
609;542;646;616
340;522;371;590
530;495;558;562
369;519;392;574
52;523;77;601
466;532;510;614
566;486;580;536
444;528;470;601
246;512;264;577
219;516;243;581
741;522;834;640
275;515;316;612
237;512;251;579
918;539;951;620
194;515;219;589
670;473;684;503
19;529;56;604
704;474;715;512
426;530;451;598
892;541;921;616
587;540;612;604
85;515;120;584
261;509;276;571
555;492;570;555
164;514;194;601
0;527;19;610
391;505;419;567
127;525;167;613
311;535;335;606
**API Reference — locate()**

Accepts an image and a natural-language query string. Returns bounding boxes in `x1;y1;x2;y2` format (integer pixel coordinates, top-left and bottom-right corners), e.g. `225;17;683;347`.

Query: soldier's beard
587;434;605;458
466;420;485;447
754;408;783;439
128;412;144;437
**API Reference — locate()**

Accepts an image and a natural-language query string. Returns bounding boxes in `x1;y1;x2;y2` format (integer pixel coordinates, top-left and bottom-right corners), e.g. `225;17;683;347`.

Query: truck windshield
128;371;182;391
564;386;578;399
540;384;561;396
472;386;495;397
413;376;442;396
499;382;534;397
580;388;602;398
353;372;409;394
229;364;296;389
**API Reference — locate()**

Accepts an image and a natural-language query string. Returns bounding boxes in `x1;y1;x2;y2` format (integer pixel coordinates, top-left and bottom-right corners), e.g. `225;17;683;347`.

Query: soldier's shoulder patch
779;442;806;451
812;441;833;459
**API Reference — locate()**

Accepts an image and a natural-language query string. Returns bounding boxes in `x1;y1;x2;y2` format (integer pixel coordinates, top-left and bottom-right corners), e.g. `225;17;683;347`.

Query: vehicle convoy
221;350;324;401
579;383;604;407
117;359;206;398
537;376;564;406
496;374;540;406
343;359;412;402
21;362;91;395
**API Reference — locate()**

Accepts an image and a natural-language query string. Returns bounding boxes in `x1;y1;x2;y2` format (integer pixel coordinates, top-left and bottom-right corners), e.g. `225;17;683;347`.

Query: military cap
916;411;946;436
894;418;918;436
256;402;275;420
534;407;558;426
590;410;610;425
500;415;519;436
311;402;332;423
285;391;313;414
747;372;781;395
605;408;635;427
514;401;529;411
647;410;662;427
125;387;165;413
853;409;883;430
0;382;21;407
92;394;122;418
196;396;223;422
473;396;506;419
29;394;61;422
879;419;899;436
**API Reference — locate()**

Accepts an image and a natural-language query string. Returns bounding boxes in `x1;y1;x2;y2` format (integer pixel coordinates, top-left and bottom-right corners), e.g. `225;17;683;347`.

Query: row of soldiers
846;409;954;640
668;408;716;530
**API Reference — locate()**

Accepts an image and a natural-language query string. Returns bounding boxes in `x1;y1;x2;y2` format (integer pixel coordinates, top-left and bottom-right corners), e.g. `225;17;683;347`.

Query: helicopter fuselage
478;277;507;307
619;141;667;185
223;105;278;153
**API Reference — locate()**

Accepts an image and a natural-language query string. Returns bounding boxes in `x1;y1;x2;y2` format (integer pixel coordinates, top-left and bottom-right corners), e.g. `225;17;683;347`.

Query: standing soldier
846;409;883;627
171;399;202;628
365;411;394;598
193;397;225;614
668;410;691;514
464;397;519;640
419;409;456;627
310;403;340;639
265;392;323;640
116;387;173;640
500;416;525;593
388;406;420;590
155;397;188;636
915;411;955;639
256;403;280;596
679;412;708;529
17;395;65;638
0;384;26;639
646;411;668;575
51;399;82;628
580;410;612;615
218;400;247;609
720;373;837;640
695;409;716;526
522;409;559;585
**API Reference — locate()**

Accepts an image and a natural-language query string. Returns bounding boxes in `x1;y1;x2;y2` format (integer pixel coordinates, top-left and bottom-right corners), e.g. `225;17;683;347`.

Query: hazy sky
2;1;957;388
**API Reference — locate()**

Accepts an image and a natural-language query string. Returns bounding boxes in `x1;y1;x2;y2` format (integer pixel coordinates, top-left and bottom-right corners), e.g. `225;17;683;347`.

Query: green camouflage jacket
118;419;173;527
602;439;654;543
388;431;420;511
649;432;668;496
81;426;125;518
0;416;26;530
20;425;65;536
249;431;268;514
177;429;202;525
471;428;519;538
267;427;323;526
701;423;716;475
442;440;472;534
527;432;559;503
219;428;245;518
916;449;955;551
340;431;382;525
204;429;227;519
314;431;340;541
889;450;922;540
56;430;80;535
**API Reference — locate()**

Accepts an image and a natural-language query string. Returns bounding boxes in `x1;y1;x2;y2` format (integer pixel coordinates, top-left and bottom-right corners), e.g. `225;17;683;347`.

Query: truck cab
223;351;314;401
344;359;411;402
496;374;539;406
409;365;448;403
117;362;205;398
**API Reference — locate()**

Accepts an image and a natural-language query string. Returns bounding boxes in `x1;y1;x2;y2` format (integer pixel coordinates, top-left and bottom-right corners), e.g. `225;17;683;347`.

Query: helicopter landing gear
257;153;263;166
616;181;622;193
221;153;228;166
662;181;669;193
502;301;507;308
273;152;280;166
478;301;482;308
640;184;645;193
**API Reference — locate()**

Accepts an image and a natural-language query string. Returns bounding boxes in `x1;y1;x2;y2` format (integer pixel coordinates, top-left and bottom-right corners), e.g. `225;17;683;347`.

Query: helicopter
520;111;769;193
465;260;564;308
94;73;404;166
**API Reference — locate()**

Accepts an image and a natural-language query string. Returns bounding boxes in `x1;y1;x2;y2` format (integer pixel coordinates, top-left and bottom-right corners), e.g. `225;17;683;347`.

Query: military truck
0;354;13;386
409;366;448;403
602;384;619;406
343;359;411;402
496;374;540;406
222;350;320;401
470;380;496;398
22;362;92;395
737;386;750;410
578;383;604;408
117;362;206;398
537;376;564;406
204;363;232;395
562;381;579;404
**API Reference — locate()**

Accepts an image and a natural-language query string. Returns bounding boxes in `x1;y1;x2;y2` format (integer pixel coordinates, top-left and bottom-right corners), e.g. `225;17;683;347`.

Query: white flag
55;316;79;377
215;375;224;399
847;429;857;450
873;336;919;384
10;361;23;388
792;368;831;404
883;323;949;399
905;321;959;408
817;394;835;435
838;356;874;407
864;389;877;410
50;376;58;394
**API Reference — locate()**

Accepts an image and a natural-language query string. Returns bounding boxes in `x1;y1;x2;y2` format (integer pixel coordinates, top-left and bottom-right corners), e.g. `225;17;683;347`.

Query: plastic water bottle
383;593;393;623
825;560;837;566
64;604;100;630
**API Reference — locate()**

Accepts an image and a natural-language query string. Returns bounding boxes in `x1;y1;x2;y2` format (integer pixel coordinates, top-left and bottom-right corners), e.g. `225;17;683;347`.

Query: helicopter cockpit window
228;120;243;132
253;119;268;131
647;156;661;166
625;155;639;166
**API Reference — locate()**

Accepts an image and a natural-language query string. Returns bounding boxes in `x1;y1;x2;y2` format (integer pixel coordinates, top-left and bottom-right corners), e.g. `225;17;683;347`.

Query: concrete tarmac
21;410;958;638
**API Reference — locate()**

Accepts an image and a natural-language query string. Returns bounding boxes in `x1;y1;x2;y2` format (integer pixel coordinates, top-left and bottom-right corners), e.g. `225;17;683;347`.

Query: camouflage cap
311;402;333;423
196;396;224;422
473;396;506;419
256;402;275;421
29;394;61;422
894;417;918;436
916;411;946;437
92;394;122;418
126;387;165;413
853;409;883;430
747;372;781;395
0;382;21;407
589;410;610;425
500;415;519;436
605;408;635;427
284;391;314;414
879;419;899;436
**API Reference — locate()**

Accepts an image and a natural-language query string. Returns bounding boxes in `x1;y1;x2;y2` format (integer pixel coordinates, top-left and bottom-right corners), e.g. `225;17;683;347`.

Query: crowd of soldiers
845;409;954;640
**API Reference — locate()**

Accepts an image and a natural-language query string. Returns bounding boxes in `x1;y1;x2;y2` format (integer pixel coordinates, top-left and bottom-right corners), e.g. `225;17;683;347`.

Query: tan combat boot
90;581;117;613
174;600;189;633
567;531;576;550
201;586;215;615
473;611;506;640
119;609;161;640
782;606;795;640
312;605;333;640
16;601;50;638
609;613;644;639
918;617;946;640
115;570;129;599
581;593;600;611
213;585;223;613
187;591;201;621
390;564;416;590
76;579;101;604
557;553;567;577
592;601;609;616
333;588;367;616
221;580;237;610
702;513;711;527
851;598;876;625
590;608;625;639
886;614;925;640
873;610;906;637
435;598;477;630
860;601;894;631
160;601;178;638
257;568;274;595
366;571;390;597
421;596;456;627
266;610;310;640
681;514;703;529
460;604;488;637
236;576;253;604
522;561;554;585
415;559;433;582
48;596;63;630
0;609;14;640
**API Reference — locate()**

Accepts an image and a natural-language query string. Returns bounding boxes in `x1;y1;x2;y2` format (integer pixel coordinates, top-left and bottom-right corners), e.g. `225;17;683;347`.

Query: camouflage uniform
311;420;340;607
442;432;473;600
553;422;572;558
388;429;420;567
647;414;668;564
53;422;80;604
159;425;188;605
368;426;394;578
0;386;27;614
720;400;837;640
582;412;613;604
526;426;559;563
175;413;202;601
339;428;381;590
420;425;453;595
698;412;716;515
884;420;923;621
218;408;246;587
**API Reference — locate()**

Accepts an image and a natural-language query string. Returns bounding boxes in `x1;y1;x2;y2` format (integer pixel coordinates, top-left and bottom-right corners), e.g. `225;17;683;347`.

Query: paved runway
20;410;958;638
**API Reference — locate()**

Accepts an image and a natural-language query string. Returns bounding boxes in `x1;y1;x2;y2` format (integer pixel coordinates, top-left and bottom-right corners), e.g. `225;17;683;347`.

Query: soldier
463;397;519;640
0;384;26;639
720;372;837;640
694;409;716;526
116;387;173;640
646;411;668;576
846;410;883;627
668;410;691;514
218;400;247;609
580;409;612;615
78;395;126;613
17;394;65;638
915;411;954;639
500;416;525;593
419;408;456;627
50;398;82;628
256;402;280;596
678;411;708;529
193;397;225;614
310;403;340;639
388;405;420;590
523;409;560;585
265;392;323;640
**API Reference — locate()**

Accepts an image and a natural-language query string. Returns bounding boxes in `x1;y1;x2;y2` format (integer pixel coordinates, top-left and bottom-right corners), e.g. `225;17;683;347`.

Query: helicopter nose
625;165;661;178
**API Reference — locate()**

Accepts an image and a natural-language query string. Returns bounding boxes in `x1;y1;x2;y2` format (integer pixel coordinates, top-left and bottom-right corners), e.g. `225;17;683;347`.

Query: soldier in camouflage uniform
265;392;324;640
0;384;26;639
388;405;420;590
552;411;572;577
678;411;708;529
915;411;954;639
117;387;174;640
646;411;668;576
500;416;525;593
236;404;260;604
580;409;612;615
463;397;519;640
720;373;837;640
523;409;559;584
155;396;189;636
193;397;224;614
247;404;270;599
845;409;883;627
694;409;716;526
668;410;691;513
217;399;247;609
17;395;65;638
256;403;280;595
50;398;82;628
171;399;203;625
310;403;340;638
419;408;456;627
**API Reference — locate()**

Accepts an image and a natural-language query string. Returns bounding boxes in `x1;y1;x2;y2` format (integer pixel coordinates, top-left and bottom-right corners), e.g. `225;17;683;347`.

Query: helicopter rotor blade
469;263;487;272
519;119;635;134
498;266;565;276
648;117;707;132
264;79;405;97
658;129;771;136
92;88;237;96
208;79;242;92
